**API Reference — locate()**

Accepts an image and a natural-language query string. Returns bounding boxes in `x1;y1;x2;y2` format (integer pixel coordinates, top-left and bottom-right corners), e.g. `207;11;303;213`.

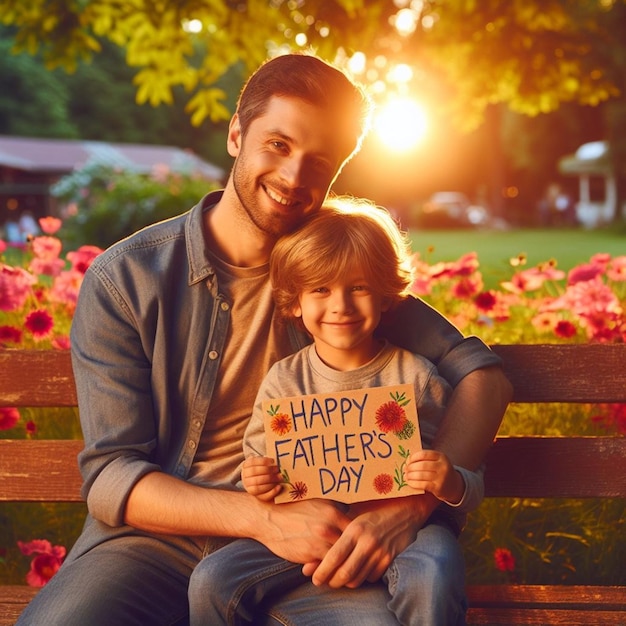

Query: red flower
554;320;577;339
288;481;308;500
375;401;407;434
0;407;20;430
0;324;22;345
271;413;292;436
475;290;497;312
373;473;394;495
494;547;516;572
24;309;54;340
18;539;66;587
26;420;37;438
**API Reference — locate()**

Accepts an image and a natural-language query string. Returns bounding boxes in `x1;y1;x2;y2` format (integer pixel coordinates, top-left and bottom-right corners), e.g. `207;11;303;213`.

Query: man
18;53;511;625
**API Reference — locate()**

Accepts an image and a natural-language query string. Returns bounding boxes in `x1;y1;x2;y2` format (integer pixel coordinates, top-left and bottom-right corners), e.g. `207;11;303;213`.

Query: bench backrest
1;344;625;502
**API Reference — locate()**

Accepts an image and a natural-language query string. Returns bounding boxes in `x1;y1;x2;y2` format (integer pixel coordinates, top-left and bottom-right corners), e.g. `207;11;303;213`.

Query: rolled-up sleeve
71;263;161;527
379;295;501;388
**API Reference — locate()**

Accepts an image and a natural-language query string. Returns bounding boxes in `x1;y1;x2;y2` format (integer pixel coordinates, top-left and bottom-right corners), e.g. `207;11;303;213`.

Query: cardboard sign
263;383;423;504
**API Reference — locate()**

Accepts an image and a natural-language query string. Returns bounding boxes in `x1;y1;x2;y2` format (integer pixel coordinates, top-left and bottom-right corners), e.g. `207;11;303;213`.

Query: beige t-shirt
188;252;293;489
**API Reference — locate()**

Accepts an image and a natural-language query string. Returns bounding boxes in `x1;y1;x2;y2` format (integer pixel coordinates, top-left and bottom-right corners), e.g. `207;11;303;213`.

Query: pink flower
50;270;84;311
38;217;62;235
0;240;6;254
18;539;66;587
451;275;483;299
531;312;559;333
0;264;37;311
29;256;66;277
51;335;71;350
502;265;565;294
607;256;626;282
0;407;20;430
494;547;515;572
31;236;63;261
568;263;603;285
24;309;54;340
66;245;102;274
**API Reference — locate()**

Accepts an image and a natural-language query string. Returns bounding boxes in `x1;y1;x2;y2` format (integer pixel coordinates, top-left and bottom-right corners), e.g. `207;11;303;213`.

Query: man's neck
204;188;274;267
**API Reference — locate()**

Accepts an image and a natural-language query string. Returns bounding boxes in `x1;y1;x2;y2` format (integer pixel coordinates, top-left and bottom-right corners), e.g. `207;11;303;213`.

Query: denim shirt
70;190;501;534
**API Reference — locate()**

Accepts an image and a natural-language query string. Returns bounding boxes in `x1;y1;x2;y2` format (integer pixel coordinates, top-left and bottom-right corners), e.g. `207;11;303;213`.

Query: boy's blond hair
270;196;413;321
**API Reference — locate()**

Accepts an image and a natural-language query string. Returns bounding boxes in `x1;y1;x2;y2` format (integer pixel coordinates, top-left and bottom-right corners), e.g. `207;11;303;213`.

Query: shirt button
209;350;219;360
220;302;230;311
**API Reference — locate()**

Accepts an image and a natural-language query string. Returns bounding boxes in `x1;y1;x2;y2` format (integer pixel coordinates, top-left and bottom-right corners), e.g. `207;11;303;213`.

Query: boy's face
227;95;345;239
293;266;391;370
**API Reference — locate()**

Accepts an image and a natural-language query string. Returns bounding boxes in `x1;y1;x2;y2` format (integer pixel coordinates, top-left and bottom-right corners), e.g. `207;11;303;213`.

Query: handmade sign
263;383;423;504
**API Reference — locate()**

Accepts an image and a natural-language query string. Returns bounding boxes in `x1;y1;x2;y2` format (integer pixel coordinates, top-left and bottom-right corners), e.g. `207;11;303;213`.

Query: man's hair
236;53;372;169
270;196;413;321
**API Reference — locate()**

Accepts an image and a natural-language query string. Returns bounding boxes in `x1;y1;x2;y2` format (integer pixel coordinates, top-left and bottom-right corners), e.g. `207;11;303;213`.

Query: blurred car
416;192;489;228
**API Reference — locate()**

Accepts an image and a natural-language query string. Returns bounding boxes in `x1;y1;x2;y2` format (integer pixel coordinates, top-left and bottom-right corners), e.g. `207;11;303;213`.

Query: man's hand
258;498;352;565
303;493;439;588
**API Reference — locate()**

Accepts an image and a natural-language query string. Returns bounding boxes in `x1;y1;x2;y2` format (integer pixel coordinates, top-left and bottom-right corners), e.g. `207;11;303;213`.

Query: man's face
227;96;346;238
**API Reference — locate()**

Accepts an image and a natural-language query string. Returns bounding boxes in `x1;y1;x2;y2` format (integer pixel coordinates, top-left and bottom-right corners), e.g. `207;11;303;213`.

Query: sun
373;97;429;152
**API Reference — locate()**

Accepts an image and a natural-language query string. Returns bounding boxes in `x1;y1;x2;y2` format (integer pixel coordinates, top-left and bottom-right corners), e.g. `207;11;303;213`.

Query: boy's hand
404;449;464;505
242;456;283;501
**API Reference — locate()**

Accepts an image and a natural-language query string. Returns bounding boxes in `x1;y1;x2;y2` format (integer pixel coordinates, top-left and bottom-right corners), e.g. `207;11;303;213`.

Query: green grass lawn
409;227;625;288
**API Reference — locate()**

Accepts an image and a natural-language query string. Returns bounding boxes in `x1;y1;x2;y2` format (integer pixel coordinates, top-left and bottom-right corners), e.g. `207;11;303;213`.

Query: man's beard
231;159;310;239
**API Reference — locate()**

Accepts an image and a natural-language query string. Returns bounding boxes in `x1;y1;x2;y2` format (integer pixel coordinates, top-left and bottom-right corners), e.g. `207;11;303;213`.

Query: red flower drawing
373;473;394;495
288;481;308;500
375;401;407;434
268;404;292;435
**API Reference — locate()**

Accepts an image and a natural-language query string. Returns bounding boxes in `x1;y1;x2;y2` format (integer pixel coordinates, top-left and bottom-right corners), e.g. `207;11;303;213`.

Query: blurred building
558;141;618;227
0;135;224;230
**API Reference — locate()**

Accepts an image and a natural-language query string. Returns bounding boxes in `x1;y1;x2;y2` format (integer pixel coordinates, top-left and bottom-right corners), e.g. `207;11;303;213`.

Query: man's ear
227;113;242;157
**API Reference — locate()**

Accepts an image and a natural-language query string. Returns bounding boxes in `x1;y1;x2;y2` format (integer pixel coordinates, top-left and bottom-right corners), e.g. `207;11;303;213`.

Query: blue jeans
15;532;199;626
16;521;466;626
188;519;467;626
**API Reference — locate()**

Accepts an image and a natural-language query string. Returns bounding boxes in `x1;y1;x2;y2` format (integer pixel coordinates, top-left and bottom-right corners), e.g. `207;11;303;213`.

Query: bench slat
2;345;626;407
466;584;626;609
0;349;76;407
483;436;626;498
491;344;626;403
466;608;626;625
2;436;625;502
0;440;83;502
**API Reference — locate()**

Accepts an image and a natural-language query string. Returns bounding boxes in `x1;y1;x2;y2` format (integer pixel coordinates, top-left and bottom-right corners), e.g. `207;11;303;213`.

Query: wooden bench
1;344;625;625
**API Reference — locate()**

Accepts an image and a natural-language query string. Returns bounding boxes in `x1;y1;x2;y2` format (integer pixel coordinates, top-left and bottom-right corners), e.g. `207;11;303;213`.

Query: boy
193;198;483;626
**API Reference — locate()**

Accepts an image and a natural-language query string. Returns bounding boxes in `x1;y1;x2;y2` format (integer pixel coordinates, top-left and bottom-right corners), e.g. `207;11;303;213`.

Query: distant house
558;140;618;227
0;135;225;229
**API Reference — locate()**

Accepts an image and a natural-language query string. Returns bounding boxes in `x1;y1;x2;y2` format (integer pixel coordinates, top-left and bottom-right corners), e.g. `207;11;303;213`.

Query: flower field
1;216;624;587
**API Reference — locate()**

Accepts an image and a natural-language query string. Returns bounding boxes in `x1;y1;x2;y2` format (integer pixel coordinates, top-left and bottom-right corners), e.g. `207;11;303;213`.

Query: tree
1;0;624;130
0;35;78;138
